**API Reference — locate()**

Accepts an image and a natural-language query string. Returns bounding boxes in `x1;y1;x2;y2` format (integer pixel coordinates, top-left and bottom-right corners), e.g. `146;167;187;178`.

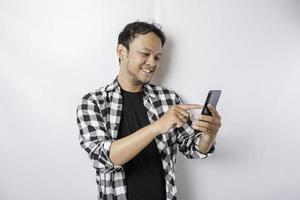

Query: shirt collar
105;76;156;98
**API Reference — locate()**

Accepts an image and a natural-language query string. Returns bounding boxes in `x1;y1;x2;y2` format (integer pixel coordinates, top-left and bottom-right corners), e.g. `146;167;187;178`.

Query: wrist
200;133;216;146
199;135;214;154
149;122;161;137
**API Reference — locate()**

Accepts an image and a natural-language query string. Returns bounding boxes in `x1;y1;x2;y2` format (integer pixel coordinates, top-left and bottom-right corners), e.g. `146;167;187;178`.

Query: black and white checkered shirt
76;77;215;200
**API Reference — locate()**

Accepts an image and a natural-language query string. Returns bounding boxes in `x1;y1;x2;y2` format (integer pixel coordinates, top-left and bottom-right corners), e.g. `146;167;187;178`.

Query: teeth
142;68;151;73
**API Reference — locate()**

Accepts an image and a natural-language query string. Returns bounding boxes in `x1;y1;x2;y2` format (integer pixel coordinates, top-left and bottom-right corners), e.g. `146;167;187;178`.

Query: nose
146;57;156;67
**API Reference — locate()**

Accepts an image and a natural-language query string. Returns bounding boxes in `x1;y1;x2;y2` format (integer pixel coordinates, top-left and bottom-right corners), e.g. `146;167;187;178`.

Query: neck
117;74;143;92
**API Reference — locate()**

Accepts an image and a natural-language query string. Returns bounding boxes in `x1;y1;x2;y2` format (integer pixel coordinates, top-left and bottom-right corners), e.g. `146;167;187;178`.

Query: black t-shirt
117;88;166;200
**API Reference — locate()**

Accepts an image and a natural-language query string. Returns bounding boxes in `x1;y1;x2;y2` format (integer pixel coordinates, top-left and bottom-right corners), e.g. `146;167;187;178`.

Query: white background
1;0;300;199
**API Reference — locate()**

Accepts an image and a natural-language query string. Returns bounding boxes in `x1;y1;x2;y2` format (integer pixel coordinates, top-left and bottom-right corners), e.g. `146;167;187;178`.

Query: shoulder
79;85;108;106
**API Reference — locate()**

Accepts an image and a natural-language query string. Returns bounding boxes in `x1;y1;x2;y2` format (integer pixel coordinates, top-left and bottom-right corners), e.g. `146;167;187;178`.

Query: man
76;21;222;200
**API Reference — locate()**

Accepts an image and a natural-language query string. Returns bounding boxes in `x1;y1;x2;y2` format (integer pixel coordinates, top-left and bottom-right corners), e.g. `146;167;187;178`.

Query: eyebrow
139;48;162;56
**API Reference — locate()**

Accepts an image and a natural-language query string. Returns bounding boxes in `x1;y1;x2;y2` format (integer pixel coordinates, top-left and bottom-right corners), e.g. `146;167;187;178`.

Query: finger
196;115;213;123
176;111;188;123
192;124;210;133
208;105;221;120
175;107;190;119
175;117;185;128
194;120;217;130
197;115;221;127
177;104;203;111
192;123;219;134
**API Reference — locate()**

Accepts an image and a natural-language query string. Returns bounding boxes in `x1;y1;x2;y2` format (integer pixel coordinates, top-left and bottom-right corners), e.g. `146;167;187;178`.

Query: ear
116;44;128;60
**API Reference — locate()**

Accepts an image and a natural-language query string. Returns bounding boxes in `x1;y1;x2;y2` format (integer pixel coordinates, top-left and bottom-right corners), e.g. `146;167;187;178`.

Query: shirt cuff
194;134;216;159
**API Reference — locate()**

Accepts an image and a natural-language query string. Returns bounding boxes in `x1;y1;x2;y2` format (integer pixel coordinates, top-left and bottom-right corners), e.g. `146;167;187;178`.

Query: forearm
198;133;216;154
109;123;159;166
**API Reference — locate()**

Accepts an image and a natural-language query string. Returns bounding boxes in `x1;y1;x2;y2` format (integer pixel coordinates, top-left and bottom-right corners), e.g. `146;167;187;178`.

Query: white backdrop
1;0;300;200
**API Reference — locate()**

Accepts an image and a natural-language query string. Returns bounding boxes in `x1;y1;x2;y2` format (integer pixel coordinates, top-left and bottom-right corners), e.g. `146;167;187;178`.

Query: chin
134;76;152;85
136;73;152;83
138;79;151;85
142;76;153;84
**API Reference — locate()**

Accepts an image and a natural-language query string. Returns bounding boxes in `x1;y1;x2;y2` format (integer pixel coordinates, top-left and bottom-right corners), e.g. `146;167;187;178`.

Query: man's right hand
152;104;203;135
110;103;202;166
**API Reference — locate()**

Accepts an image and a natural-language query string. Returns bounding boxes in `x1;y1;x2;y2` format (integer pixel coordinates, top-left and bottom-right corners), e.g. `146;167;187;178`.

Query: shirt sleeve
76;95;122;173
174;92;216;159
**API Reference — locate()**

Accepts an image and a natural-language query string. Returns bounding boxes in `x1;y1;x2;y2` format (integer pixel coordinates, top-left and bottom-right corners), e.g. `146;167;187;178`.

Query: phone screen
201;90;221;116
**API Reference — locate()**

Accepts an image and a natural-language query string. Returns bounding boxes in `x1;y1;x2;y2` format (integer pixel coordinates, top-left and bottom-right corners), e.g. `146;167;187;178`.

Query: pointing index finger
177;104;203;110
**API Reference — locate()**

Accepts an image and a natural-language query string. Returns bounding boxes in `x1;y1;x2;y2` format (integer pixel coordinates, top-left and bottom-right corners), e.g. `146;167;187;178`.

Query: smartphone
201;90;222;116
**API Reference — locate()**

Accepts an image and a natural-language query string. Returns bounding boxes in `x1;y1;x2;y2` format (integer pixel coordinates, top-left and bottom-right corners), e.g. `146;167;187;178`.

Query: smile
141;68;151;73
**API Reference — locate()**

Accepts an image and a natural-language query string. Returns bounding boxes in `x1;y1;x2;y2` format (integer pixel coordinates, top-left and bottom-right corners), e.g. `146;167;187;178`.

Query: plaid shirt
76;77;215;200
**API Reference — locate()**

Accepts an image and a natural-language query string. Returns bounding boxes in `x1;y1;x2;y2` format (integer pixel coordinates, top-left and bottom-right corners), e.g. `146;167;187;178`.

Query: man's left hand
192;104;222;139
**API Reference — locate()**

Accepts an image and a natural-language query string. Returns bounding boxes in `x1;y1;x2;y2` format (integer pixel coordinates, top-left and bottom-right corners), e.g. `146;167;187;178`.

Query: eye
140;52;150;57
155;57;160;61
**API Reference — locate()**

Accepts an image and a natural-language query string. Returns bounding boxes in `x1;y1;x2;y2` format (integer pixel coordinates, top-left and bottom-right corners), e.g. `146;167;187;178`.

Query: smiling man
76;21;222;200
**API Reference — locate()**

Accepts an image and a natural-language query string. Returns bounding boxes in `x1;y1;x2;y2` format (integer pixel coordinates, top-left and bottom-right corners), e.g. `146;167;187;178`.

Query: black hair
117;21;166;62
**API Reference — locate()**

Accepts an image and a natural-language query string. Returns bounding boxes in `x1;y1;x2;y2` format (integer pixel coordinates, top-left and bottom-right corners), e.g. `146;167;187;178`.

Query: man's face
118;32;162;86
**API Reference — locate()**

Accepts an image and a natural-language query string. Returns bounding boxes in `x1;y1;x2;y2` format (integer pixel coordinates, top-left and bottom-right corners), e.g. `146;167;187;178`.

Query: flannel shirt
76;77;215;200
